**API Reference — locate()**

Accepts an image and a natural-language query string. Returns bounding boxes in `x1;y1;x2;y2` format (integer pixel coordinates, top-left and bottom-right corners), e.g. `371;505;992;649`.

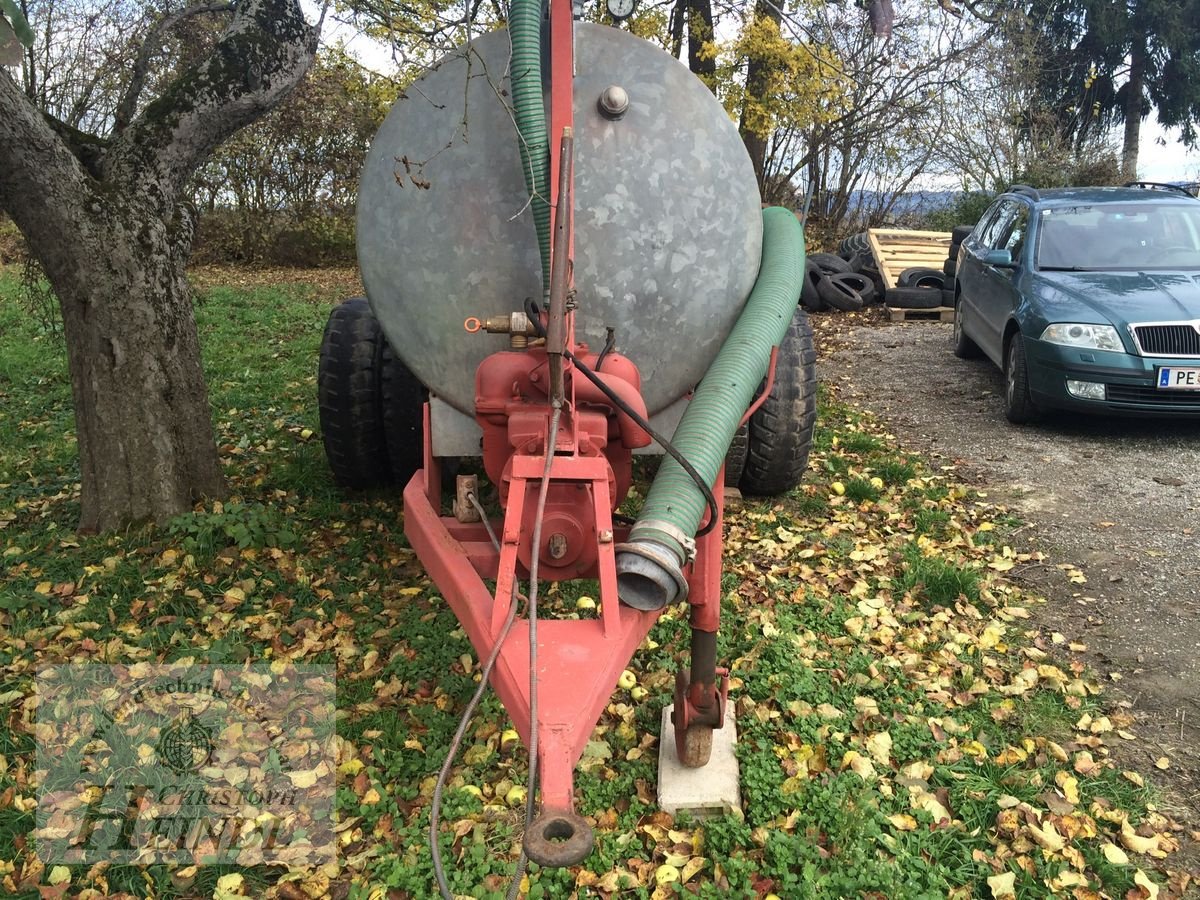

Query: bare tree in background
0;0;319;532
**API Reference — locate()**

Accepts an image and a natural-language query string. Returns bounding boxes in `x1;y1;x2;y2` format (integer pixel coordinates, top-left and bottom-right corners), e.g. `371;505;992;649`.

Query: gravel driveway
822;319;1200;813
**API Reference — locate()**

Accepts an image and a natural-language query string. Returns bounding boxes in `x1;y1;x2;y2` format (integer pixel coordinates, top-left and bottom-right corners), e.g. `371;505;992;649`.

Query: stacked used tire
884;265;946;310
800;235;883;313
941;224;973;308
879;224;973;310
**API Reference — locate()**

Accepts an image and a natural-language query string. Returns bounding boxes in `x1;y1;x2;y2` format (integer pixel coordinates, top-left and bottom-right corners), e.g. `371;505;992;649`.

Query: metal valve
464;312;538;348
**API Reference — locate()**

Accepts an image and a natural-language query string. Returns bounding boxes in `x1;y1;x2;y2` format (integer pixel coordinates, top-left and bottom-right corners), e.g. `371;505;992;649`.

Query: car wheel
1004;334;1038;424
952;297;982;359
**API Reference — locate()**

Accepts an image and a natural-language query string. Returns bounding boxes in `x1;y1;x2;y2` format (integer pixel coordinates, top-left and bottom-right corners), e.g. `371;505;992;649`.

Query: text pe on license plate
1157;367;1200;390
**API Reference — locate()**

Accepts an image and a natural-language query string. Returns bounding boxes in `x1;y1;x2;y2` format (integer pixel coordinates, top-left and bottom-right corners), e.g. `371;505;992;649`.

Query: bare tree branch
104;0;318;208
112;1;236;135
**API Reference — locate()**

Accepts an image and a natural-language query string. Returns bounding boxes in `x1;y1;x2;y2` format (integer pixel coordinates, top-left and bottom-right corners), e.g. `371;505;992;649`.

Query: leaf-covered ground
0;269;1196;899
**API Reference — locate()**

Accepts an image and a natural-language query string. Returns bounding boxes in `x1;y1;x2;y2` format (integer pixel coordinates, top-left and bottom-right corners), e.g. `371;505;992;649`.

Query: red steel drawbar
401;0;773;868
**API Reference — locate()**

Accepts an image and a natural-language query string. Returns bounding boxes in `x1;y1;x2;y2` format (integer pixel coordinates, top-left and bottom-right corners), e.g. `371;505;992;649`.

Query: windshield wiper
1039;265;1090;271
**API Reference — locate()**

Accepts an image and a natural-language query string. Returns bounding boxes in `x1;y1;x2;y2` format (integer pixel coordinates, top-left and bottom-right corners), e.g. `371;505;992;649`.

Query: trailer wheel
724;423;749;487
318;298;392;489
673;669;713;768
678;724;713;768
381;342;426;486
740;308;816;496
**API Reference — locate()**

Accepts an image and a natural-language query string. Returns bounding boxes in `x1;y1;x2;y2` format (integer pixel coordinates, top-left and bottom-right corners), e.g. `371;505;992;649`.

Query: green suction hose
509;0;552;293
615;207;806;609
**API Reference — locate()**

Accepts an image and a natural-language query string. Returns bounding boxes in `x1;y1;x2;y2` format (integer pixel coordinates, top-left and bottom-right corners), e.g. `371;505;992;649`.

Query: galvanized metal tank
356;23;762;419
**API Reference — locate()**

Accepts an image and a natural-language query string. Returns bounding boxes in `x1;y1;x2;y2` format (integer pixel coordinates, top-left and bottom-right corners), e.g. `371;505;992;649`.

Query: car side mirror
983;248;1016;268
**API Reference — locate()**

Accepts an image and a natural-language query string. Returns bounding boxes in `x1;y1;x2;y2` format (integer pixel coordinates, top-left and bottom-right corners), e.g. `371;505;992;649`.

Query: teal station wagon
952;184;1200;422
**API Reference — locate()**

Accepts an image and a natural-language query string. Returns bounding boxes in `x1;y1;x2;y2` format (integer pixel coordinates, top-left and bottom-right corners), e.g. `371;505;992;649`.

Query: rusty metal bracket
739;345;780;428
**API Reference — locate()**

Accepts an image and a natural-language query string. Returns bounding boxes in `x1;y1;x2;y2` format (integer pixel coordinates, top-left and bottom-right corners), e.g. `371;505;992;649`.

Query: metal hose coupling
615;520;695;610
615;208;806;612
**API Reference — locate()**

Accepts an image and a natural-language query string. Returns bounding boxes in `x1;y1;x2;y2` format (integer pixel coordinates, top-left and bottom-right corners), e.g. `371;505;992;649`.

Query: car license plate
1157;367;1200;390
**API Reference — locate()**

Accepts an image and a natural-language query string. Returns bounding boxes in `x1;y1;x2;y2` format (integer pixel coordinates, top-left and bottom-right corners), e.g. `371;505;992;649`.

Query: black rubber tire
740;309;817;496
809;252;853;276
818;274;864;312
838;232;870;257
801;260;825;312
844;250;872;274
1004;334;1038;424
832;271;876;305
724;423;749;487
941;287;956;308
898;267;944;289
318;297;392;489
861;264;885;297
884;287;942;309
952;297;982;359
951;224;974;243
380;342;426;486
943;258;957;278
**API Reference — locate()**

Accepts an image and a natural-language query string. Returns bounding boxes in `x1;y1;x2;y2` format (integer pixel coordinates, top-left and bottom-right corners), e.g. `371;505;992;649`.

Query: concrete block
657;704;740;818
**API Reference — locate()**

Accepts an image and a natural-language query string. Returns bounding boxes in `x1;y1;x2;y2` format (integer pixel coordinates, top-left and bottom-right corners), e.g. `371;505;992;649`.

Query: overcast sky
318;11;1200;186
1137;116;1200;182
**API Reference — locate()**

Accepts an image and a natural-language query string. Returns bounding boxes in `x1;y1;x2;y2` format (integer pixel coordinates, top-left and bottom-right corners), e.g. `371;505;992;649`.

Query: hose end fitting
615;536;690;610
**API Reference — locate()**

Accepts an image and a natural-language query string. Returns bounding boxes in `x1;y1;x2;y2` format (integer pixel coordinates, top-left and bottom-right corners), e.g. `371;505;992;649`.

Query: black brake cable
525;298;719;536
431;491;532;900
565;348;719;538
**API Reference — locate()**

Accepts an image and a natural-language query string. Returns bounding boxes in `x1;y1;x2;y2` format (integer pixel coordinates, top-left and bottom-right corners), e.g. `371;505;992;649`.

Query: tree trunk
51;206;225;532
1121;39;1146;180
739;0;781;188
0;0;317;533
687;0;716;81
669;0;685;60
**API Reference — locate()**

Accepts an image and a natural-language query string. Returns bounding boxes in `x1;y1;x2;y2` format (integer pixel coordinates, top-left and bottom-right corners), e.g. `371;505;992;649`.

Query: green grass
0;272;1188;899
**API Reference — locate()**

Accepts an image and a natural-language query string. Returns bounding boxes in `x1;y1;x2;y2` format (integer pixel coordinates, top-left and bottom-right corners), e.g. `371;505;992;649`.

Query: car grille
1132;323;1200;357
1106;384;1200;405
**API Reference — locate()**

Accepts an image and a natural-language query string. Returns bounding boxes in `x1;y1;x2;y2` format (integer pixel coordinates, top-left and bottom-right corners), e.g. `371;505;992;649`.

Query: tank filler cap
597;85;630;120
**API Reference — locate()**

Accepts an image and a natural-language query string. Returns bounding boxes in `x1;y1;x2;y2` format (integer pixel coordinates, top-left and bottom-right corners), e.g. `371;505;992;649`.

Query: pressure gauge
607;0;635;21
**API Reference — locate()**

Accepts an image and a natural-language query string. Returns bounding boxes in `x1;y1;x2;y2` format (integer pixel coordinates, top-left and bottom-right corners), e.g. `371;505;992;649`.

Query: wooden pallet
887;306;955;323
867;228;952;289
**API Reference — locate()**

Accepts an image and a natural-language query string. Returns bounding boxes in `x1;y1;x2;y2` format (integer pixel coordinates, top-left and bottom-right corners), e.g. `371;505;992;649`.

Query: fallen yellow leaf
1054;771;1080;805
986;871;1016;898
1133;869;1159;899
1101;842;1129;866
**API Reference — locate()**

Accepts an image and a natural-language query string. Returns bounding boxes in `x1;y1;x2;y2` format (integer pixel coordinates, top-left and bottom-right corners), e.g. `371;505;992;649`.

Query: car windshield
1036;202;1200;271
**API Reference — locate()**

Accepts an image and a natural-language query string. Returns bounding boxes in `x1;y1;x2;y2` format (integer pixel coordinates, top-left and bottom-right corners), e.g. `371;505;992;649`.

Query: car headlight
1040;323;1124;352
